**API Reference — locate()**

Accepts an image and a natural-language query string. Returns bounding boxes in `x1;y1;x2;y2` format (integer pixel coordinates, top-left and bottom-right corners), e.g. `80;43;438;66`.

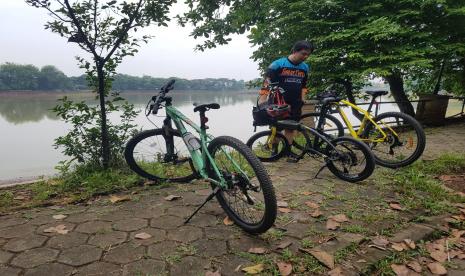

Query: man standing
259;40;314;158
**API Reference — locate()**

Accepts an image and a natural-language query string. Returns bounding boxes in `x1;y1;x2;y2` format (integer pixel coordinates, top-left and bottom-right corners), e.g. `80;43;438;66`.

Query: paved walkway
0;122;464;276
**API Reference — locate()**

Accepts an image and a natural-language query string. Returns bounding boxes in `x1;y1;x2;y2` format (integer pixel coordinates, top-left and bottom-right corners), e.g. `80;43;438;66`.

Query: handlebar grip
161;79;176;91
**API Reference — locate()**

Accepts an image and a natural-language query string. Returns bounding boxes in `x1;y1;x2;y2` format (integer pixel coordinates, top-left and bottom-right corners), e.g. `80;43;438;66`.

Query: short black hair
291;40;314;53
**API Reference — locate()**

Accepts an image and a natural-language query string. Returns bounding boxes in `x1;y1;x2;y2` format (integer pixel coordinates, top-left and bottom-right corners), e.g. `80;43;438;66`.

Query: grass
341;224;369;234
378;153;465;215
334;242;360;263
0;163;145;212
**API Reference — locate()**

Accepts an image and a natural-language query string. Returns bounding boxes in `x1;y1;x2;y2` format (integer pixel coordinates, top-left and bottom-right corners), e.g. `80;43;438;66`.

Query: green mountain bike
124;80;277;233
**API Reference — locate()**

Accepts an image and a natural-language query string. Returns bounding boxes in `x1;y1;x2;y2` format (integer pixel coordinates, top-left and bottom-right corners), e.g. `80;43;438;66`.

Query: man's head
290;40;314;63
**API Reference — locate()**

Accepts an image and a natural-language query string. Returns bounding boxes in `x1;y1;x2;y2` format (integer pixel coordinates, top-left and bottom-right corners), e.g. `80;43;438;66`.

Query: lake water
0;91;462;181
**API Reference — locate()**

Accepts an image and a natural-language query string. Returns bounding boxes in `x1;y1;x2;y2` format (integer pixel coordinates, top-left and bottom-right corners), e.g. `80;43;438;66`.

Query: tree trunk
433;60;445;95
385;73;415;117
97;65;110;169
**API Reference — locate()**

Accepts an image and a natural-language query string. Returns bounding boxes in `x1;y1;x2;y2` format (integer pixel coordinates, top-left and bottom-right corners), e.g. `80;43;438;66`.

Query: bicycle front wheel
325;137;375;182
246;130;289;162
208;136;277;234
124;129;197;182
363;112;426;168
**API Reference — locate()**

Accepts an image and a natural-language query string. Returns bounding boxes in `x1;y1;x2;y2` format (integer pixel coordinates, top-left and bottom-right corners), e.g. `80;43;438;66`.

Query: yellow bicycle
300;90;426;168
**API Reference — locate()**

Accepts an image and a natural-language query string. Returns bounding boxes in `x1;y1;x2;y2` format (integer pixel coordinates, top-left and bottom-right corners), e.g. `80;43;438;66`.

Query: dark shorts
288;101;303;121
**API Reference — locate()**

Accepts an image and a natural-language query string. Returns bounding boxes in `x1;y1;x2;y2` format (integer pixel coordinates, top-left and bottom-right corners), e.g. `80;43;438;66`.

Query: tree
26;0;175;168
0;62;41;90
180;0;465;116
38;65;71;90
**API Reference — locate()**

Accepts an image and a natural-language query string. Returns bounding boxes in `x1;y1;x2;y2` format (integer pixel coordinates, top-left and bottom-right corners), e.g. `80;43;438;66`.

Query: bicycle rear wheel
325;137;375;182
363;112;426;168
208;136;277;234
300;112;344;138
124;129;197;182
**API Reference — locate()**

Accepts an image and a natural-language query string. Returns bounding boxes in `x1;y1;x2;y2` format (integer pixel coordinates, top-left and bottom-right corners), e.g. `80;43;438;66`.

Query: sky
0;0;261;80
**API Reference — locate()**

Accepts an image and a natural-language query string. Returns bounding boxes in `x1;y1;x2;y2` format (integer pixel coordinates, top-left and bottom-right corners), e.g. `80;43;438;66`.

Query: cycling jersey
260;57;309;105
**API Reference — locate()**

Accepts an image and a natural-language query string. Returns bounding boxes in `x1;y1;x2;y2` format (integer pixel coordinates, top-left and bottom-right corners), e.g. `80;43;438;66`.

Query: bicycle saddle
365;90;388;97
193;103;220;112
275;120;300;130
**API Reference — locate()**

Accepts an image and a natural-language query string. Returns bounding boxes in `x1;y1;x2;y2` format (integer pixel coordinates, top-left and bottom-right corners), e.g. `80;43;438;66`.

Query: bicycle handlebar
151;79;176;115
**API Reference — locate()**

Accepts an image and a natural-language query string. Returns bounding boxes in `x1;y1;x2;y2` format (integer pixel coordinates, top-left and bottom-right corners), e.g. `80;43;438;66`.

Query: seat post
199;110;208;130
366;96;377;113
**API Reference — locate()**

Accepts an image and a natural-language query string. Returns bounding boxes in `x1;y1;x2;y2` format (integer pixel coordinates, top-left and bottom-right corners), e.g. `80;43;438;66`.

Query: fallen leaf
52;214;67;220
329;214;349;223
328;266;344;276
164;195;182;201
205;270;221;276
135;232;152;240
248;247;267;254
391;264;412;276
301;248;335;269
300;191;313;196
451;229;465;239
310;209;323;218
317;235;337;244
449;249;461;259
439;175;452;181
277;201;288;208
372;236;390;247
458;253;465;259
234;265;242;272
407;261;422;273
44;224;69;235
460;208;465;215
326;219;340;230
278;208;292;213
430;250;447;263
389;203;403;211
391;242;406;252
223;216;234;226
13;196;26;200
305;201;320;209
241;263;264;274
451;214;465;221
403;239;416;249
276;241;293;250
276;262;292;276
427;262;447;275
426;241;445;253
109;195;130;203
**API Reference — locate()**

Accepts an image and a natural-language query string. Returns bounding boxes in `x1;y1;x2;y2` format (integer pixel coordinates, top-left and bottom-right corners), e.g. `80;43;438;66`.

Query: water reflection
0;91;257;124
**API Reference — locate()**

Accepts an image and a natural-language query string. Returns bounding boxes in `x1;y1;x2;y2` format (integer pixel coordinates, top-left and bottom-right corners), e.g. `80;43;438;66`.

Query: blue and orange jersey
260;57;309;103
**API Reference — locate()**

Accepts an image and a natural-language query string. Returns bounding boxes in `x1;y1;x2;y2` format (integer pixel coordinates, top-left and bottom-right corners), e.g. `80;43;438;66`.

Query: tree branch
63;0;101;60
103;0;144;63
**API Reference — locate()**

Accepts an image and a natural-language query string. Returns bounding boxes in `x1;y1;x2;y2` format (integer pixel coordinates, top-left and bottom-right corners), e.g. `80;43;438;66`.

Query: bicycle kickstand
313;161;329;179
184;186;220;224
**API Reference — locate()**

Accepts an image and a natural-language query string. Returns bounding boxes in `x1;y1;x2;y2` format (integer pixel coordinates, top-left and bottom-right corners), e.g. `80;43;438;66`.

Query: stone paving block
0;224;36;239
0;266;22;276
390;223;435;243
3;234;48;252
167;225;203;243
24;263;74;276
112;218;148;232
10;247;59;268
151;215;184;229
103;242;145;264
75;221;112;234
129;228;166;245
88;231;127;249
75;262;122;276
122;259;166;276
57;245;103;266
0;250;14;264
46;232;88;249
170;256;209;276
147;240;180;260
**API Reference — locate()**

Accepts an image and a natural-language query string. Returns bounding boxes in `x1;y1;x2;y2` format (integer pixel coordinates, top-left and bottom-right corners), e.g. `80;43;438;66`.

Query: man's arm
259;61;280;103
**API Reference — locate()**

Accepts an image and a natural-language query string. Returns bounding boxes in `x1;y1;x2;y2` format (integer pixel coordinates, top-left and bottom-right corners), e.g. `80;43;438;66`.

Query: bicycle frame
329;100;399;143
164;105;248;189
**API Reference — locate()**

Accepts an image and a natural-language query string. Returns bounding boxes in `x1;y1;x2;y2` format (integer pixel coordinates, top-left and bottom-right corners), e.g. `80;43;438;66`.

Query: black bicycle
246;119;376;183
